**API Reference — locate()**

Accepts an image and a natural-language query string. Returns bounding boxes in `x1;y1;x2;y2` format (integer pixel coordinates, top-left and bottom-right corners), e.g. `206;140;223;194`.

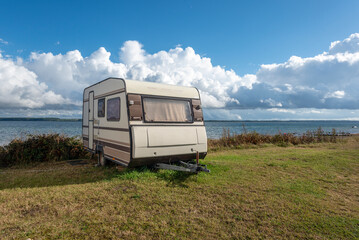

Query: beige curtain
143;98;192;122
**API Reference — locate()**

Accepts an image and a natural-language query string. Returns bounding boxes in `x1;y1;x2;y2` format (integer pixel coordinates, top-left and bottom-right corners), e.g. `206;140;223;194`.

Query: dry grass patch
0;137;358;239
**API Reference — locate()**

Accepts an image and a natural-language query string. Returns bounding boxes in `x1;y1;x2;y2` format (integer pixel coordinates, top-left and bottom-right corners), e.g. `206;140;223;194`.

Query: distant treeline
0;118;81;122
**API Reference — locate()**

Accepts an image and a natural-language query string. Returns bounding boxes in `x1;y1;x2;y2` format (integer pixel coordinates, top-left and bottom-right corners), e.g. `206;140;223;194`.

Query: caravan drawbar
82;78;207;168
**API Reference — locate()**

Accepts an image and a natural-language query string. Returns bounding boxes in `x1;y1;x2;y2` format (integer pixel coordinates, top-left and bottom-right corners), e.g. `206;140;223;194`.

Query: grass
0;137;358;239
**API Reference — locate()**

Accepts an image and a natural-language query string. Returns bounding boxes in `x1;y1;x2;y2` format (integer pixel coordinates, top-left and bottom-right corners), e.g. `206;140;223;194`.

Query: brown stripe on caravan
83;137;89;141
94;88;125;99
97;140;131;153
83;136;130;152
82;125;88;128
98;137;130;147
84;99;89;102
94;126;129;132
104;146;130;163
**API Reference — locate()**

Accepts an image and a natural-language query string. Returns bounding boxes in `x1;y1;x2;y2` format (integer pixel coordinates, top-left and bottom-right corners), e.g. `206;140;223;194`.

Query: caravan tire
98;151;106;166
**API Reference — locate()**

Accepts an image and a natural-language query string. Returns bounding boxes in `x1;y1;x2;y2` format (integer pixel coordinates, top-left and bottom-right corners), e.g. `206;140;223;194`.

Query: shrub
0;134;89;167
208;127;343;151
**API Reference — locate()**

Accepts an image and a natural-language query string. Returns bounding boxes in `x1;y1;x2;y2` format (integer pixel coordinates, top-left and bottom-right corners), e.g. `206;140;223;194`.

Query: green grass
0;137;358;239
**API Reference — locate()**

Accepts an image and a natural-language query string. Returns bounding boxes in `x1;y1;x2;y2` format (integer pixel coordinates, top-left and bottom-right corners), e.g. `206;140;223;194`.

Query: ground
0;137;358;239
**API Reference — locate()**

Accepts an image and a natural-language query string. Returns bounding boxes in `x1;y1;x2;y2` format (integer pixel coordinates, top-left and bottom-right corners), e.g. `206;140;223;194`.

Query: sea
0;120;359;146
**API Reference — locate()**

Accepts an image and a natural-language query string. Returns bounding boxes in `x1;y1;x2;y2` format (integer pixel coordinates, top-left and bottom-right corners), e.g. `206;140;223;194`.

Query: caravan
82;78;207;169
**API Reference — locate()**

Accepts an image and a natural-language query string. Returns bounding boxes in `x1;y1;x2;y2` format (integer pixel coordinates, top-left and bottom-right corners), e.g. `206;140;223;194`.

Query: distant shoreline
205;120;359;122
0;118;81;122
0;118;358;122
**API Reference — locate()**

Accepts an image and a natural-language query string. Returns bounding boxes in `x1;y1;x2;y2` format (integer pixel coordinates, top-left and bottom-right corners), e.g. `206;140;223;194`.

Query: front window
98;99;105;117
143;97;193;123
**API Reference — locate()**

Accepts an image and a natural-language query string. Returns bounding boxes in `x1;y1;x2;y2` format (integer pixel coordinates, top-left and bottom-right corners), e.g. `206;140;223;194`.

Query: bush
0;134;89;167
208;127;340;151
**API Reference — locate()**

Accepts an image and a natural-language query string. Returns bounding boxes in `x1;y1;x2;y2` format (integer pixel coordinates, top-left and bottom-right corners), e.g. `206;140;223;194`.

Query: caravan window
143;97;193;123
107;97;120;121
98;99;105;117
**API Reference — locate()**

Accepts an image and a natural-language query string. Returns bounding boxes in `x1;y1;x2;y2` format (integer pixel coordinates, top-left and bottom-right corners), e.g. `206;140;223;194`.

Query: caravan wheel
98;151;107;166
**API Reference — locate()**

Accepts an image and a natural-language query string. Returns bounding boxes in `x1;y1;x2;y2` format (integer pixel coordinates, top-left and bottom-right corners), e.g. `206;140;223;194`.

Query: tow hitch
154;161;210;173
154;151;210;173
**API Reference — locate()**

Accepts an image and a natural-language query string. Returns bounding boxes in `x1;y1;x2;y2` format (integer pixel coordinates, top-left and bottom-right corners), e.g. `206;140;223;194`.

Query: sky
0;0;359;120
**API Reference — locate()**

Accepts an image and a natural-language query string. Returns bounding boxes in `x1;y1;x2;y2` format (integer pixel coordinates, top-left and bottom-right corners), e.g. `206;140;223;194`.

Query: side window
107;97;120;121
98;99;105;117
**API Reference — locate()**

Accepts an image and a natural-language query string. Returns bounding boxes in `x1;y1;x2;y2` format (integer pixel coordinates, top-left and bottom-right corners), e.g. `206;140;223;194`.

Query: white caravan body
82;78;207;167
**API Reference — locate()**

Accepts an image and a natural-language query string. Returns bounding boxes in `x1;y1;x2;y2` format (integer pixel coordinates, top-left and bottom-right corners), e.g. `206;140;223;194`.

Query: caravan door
88;91;94;150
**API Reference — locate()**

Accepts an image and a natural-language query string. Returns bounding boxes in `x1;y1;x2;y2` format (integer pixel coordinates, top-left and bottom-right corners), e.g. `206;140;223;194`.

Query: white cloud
308;109;321;114
118;42;253;108
24;41;255;109
0;108;82;118
324;90;345;99
0;38;8;45
253;34;359;109
203;109;245;120
260;98;282;107
1;33;359;119
329;33;359;54
0;55;70;109
26;47;127;100
267;108;296;114
204;108;359;120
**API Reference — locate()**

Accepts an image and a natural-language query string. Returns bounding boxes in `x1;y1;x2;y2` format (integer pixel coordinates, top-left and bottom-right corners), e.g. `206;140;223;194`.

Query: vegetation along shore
0;131;358;239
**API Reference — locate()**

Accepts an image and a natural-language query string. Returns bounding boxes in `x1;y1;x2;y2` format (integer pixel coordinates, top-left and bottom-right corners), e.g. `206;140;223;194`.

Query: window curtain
143;98;192;122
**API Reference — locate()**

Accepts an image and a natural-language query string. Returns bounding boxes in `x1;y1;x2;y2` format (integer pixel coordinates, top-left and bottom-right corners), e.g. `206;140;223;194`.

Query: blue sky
1;0;359;119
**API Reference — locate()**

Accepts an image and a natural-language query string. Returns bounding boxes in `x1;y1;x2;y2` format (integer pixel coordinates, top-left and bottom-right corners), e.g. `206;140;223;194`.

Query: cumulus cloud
329;33;359;54
324;90;345;99
0;33;359;118
26;47;127;101
118;41;253;108
0;54;71;109
251;34;359;109
24;41;256;109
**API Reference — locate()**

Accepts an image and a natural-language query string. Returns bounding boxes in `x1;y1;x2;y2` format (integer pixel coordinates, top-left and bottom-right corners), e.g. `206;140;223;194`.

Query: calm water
0;120;359;146
205;121;359;139
0;121;83;146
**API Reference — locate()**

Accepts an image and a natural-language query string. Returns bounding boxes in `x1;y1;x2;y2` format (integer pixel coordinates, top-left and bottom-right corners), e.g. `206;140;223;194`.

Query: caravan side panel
95;91;131;166
82;78;131;166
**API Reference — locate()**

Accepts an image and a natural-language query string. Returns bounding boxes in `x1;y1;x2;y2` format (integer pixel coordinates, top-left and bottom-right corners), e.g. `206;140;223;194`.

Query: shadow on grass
155;170;195;188
113;165;196;188
0;160;199;190
0;159;120;190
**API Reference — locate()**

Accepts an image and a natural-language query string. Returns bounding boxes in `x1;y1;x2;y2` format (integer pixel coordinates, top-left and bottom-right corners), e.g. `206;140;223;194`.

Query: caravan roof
83;78;200;99
124;79;200;99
